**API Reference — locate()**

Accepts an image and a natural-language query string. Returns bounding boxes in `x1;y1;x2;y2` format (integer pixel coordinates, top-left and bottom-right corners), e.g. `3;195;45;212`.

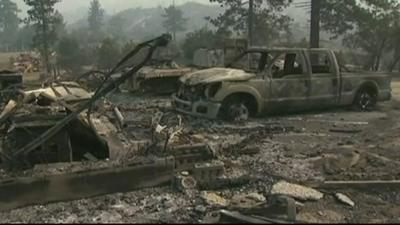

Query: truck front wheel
220;95;256;121
354;88;377;111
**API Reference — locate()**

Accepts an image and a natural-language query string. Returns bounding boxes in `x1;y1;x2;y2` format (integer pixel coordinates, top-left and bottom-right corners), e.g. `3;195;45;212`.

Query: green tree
321;0;400;71
57;36;83;74
88;0;104;41
24;0;61;75
54;10;66;37
0;0;20;51
162;5;188;40
14;24;34;51
96;38;120;71
208;0;293;46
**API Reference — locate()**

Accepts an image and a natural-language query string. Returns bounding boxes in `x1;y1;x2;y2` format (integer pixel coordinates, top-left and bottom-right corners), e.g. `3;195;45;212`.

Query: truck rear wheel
354;88;377;111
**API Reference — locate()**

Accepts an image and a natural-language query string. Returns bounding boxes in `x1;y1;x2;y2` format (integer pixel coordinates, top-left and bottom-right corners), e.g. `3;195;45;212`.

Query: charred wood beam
0;157;175;212
315;180;400;190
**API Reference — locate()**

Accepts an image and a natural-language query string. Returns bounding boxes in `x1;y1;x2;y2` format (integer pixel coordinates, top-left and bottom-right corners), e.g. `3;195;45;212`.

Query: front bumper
172;94;222;119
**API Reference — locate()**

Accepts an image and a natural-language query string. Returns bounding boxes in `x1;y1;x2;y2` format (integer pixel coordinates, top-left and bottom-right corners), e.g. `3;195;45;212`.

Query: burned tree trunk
248;0;254;47
310;0;321;49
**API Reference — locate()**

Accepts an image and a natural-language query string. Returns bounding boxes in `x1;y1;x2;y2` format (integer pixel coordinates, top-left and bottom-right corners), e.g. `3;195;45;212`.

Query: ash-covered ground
1;82;400;224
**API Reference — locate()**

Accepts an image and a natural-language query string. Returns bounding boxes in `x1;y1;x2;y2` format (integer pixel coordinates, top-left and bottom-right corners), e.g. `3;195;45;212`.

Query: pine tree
208;0;293;46
88;0;104;41
24;0;61;75
57;36;83;74
162;5;187;40
96;38;120;71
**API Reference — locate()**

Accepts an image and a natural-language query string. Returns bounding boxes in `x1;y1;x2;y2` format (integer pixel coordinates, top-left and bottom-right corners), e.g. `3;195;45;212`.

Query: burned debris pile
0;82;109;169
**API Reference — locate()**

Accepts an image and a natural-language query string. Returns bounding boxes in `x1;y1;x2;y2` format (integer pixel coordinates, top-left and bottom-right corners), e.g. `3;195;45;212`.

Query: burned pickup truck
173;48;392;120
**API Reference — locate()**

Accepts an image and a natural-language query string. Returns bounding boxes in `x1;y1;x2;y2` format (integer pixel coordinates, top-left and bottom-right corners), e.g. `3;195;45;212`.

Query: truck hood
179;68;255;86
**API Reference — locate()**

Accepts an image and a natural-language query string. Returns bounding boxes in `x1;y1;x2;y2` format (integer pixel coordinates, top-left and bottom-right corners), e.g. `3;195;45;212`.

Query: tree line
0;0;399;75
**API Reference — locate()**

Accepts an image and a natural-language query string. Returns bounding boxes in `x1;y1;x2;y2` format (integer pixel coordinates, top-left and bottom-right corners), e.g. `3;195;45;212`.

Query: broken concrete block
270;181;324;201
247;193;266;202
335;193;355;207
201;191;229;207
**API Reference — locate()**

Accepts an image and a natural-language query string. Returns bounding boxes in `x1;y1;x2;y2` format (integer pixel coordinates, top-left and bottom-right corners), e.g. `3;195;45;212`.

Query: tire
353;88;377;111
220;96;250;121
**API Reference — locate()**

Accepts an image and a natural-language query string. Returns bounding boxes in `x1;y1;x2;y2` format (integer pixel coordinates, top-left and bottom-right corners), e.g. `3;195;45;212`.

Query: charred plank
0;157;175;212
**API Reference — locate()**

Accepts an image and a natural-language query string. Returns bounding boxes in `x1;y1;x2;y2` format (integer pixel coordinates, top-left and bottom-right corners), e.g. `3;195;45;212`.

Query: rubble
10;53;40;73
270;181;324;201
201;191;230;207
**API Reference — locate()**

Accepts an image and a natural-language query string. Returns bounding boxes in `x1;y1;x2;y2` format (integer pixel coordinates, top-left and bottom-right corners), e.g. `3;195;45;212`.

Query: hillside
109;2;222;40
67;2;222;41
63;1;339;46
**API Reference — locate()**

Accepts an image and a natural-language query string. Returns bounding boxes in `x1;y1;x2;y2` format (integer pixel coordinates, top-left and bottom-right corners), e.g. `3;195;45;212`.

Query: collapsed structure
0;35;242;217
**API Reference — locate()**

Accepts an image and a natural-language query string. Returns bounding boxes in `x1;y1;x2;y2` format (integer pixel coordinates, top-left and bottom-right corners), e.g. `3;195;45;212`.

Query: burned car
173;48;392;120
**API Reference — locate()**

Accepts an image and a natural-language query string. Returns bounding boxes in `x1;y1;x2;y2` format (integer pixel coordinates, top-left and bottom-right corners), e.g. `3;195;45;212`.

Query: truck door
267;51;311;113
307;50;340;108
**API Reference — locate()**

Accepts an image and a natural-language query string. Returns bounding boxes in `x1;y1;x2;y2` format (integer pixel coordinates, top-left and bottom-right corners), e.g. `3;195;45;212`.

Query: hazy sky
14;0;212;23
14;0;305;24
56;0;210;12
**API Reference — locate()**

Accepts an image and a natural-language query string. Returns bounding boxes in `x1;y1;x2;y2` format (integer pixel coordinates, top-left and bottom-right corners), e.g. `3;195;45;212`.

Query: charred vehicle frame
173;48;392;120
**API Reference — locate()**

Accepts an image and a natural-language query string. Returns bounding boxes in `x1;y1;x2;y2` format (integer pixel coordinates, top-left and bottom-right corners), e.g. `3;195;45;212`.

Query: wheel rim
228;103;249;121
359;92;374;110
